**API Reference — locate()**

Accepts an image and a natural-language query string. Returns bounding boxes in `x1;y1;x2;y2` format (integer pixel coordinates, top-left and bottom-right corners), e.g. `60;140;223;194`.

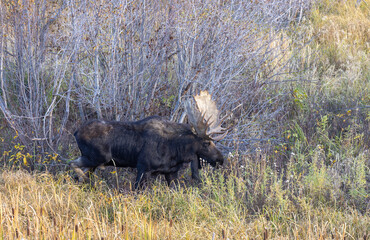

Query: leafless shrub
0;0;315;162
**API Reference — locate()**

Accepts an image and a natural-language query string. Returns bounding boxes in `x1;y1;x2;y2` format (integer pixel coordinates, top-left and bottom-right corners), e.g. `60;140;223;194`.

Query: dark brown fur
70;116;223;188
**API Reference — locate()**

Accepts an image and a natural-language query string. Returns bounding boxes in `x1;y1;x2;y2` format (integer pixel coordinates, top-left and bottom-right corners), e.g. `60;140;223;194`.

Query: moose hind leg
135;169;147;190
165;172;179;188
70;156;95;182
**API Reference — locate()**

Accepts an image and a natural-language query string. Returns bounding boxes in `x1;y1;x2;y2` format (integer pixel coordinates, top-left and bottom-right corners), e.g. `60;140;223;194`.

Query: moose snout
216;156;224;167
210;154;224;168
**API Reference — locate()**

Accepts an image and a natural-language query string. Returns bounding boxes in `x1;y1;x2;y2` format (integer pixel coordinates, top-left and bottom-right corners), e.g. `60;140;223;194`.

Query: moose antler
185;91;228;141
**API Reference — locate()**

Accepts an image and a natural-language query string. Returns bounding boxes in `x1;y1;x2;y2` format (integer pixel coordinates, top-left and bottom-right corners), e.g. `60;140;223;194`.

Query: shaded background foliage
0;0;313;158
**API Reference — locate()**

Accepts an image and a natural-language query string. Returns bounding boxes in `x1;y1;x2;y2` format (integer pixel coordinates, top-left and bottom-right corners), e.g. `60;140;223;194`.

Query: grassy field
0;162;368;239
0;0;369;239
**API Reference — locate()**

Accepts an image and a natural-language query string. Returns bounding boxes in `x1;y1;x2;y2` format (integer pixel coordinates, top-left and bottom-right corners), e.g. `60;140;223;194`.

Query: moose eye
202;141;211;147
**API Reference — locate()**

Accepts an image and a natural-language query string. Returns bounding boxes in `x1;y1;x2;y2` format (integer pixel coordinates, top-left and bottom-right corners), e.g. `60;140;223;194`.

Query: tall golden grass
0;167;368;239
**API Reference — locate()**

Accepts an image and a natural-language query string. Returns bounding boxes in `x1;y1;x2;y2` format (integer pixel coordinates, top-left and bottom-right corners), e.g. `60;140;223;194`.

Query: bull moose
70;91;228;188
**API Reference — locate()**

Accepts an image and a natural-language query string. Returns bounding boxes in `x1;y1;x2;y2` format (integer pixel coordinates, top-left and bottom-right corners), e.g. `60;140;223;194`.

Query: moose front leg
191;158;201;182
70;156;96;183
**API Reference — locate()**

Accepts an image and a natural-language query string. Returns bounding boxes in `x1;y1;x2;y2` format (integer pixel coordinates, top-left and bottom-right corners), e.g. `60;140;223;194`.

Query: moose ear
190;126;197;135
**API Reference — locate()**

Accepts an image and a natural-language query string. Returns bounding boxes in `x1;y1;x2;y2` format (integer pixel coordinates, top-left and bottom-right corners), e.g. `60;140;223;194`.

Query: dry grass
311;0;370;77
0;167;368;239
